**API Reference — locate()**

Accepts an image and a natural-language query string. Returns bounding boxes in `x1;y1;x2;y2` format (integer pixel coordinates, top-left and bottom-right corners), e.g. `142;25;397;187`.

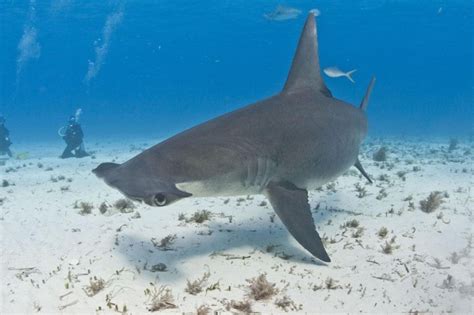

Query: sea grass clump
441;275;455;289
114;198;135;213
351;227;364;238
185;271;210;295
99;202;110;214
449;252;460;264
150;263;167;272
179;210;213;224
75;201;93;215
83;276;105;297
188;210;212;223
326;182;337;192
144;285;176;312
324;277;342;290
246;274;278;301
275;295;300;312
377;227;388;238
381;241;394;254
226;300;253;313
448;138;458;152
419;191;444;213
342;219;360;228
396;171;407;181
373;147;388;162
151;234;177;251
354;183;367;198
376;188;388;200
196;304;211;315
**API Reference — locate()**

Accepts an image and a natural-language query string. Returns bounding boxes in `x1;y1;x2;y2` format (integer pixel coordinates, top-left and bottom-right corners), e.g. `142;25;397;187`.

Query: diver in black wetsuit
0;116;13;157
61;115;90;158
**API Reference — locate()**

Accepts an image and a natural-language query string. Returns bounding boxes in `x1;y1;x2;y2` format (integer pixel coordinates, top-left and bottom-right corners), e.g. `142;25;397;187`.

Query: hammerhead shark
93;12;375;263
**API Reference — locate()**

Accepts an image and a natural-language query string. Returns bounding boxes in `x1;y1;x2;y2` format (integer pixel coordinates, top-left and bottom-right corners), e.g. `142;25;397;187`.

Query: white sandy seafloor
1;137;472;314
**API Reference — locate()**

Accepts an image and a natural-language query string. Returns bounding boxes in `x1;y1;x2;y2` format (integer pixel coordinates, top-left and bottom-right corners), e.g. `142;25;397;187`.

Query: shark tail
345;69;357;83
360;76;376;111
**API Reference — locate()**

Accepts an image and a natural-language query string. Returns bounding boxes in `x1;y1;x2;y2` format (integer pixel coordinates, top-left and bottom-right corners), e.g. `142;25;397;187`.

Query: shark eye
153;193;167;206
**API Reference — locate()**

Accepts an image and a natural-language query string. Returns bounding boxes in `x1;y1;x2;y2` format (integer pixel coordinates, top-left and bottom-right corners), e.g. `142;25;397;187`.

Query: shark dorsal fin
282;13;331;97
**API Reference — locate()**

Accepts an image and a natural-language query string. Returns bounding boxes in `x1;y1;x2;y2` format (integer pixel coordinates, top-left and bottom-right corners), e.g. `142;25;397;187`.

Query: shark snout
93;162;192;207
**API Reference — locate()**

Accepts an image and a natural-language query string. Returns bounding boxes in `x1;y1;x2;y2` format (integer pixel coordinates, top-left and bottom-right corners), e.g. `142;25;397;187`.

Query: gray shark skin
93;13;375;263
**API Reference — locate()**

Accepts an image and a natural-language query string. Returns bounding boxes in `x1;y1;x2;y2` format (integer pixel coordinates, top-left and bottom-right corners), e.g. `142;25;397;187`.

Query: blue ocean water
0;1;472;142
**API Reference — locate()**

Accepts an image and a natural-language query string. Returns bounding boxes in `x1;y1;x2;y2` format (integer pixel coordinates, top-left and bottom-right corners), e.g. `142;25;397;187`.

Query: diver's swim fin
265;180;330;262
354;158;372;183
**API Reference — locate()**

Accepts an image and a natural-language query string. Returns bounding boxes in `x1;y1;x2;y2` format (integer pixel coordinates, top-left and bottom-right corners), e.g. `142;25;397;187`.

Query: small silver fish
323;67;357;83
264;5;301;21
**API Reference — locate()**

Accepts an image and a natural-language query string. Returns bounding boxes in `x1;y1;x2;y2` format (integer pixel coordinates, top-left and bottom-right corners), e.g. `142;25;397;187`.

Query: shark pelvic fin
282;13;332;97
354;158;372;183
360;76;376;111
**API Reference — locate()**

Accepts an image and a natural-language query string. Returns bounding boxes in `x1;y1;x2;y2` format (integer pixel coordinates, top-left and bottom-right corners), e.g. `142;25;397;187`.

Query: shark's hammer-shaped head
92;161;191;207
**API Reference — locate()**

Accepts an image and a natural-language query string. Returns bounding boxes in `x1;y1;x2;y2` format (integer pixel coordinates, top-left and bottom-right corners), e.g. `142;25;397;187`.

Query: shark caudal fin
282;13;332;97
354;77;376;182
360;76;376;111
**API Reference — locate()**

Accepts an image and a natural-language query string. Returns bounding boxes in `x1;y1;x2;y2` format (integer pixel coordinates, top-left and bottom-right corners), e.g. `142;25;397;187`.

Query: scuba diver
0;116;13;157
60;109;90;159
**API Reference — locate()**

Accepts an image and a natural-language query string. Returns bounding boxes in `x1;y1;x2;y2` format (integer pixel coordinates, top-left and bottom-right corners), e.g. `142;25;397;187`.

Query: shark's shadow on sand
117;209;328;280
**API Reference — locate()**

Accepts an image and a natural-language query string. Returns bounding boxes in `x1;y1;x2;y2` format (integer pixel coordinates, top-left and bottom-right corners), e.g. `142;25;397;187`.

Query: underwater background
1;2;473;313
0;0;472;142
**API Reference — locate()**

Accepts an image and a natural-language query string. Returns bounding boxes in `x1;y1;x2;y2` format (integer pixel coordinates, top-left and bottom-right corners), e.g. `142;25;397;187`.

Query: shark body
93;13;375;262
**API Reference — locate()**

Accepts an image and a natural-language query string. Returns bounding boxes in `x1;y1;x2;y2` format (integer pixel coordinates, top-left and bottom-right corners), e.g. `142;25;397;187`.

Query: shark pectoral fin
354;158;373;183
265;181;331;262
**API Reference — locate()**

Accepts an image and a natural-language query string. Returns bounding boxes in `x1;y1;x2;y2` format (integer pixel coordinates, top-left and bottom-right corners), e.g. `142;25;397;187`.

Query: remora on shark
93;12;376;263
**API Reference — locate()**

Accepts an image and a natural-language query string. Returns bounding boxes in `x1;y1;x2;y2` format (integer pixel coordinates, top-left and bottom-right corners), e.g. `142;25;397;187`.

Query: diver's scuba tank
57;126;67;137
58;108;82;137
